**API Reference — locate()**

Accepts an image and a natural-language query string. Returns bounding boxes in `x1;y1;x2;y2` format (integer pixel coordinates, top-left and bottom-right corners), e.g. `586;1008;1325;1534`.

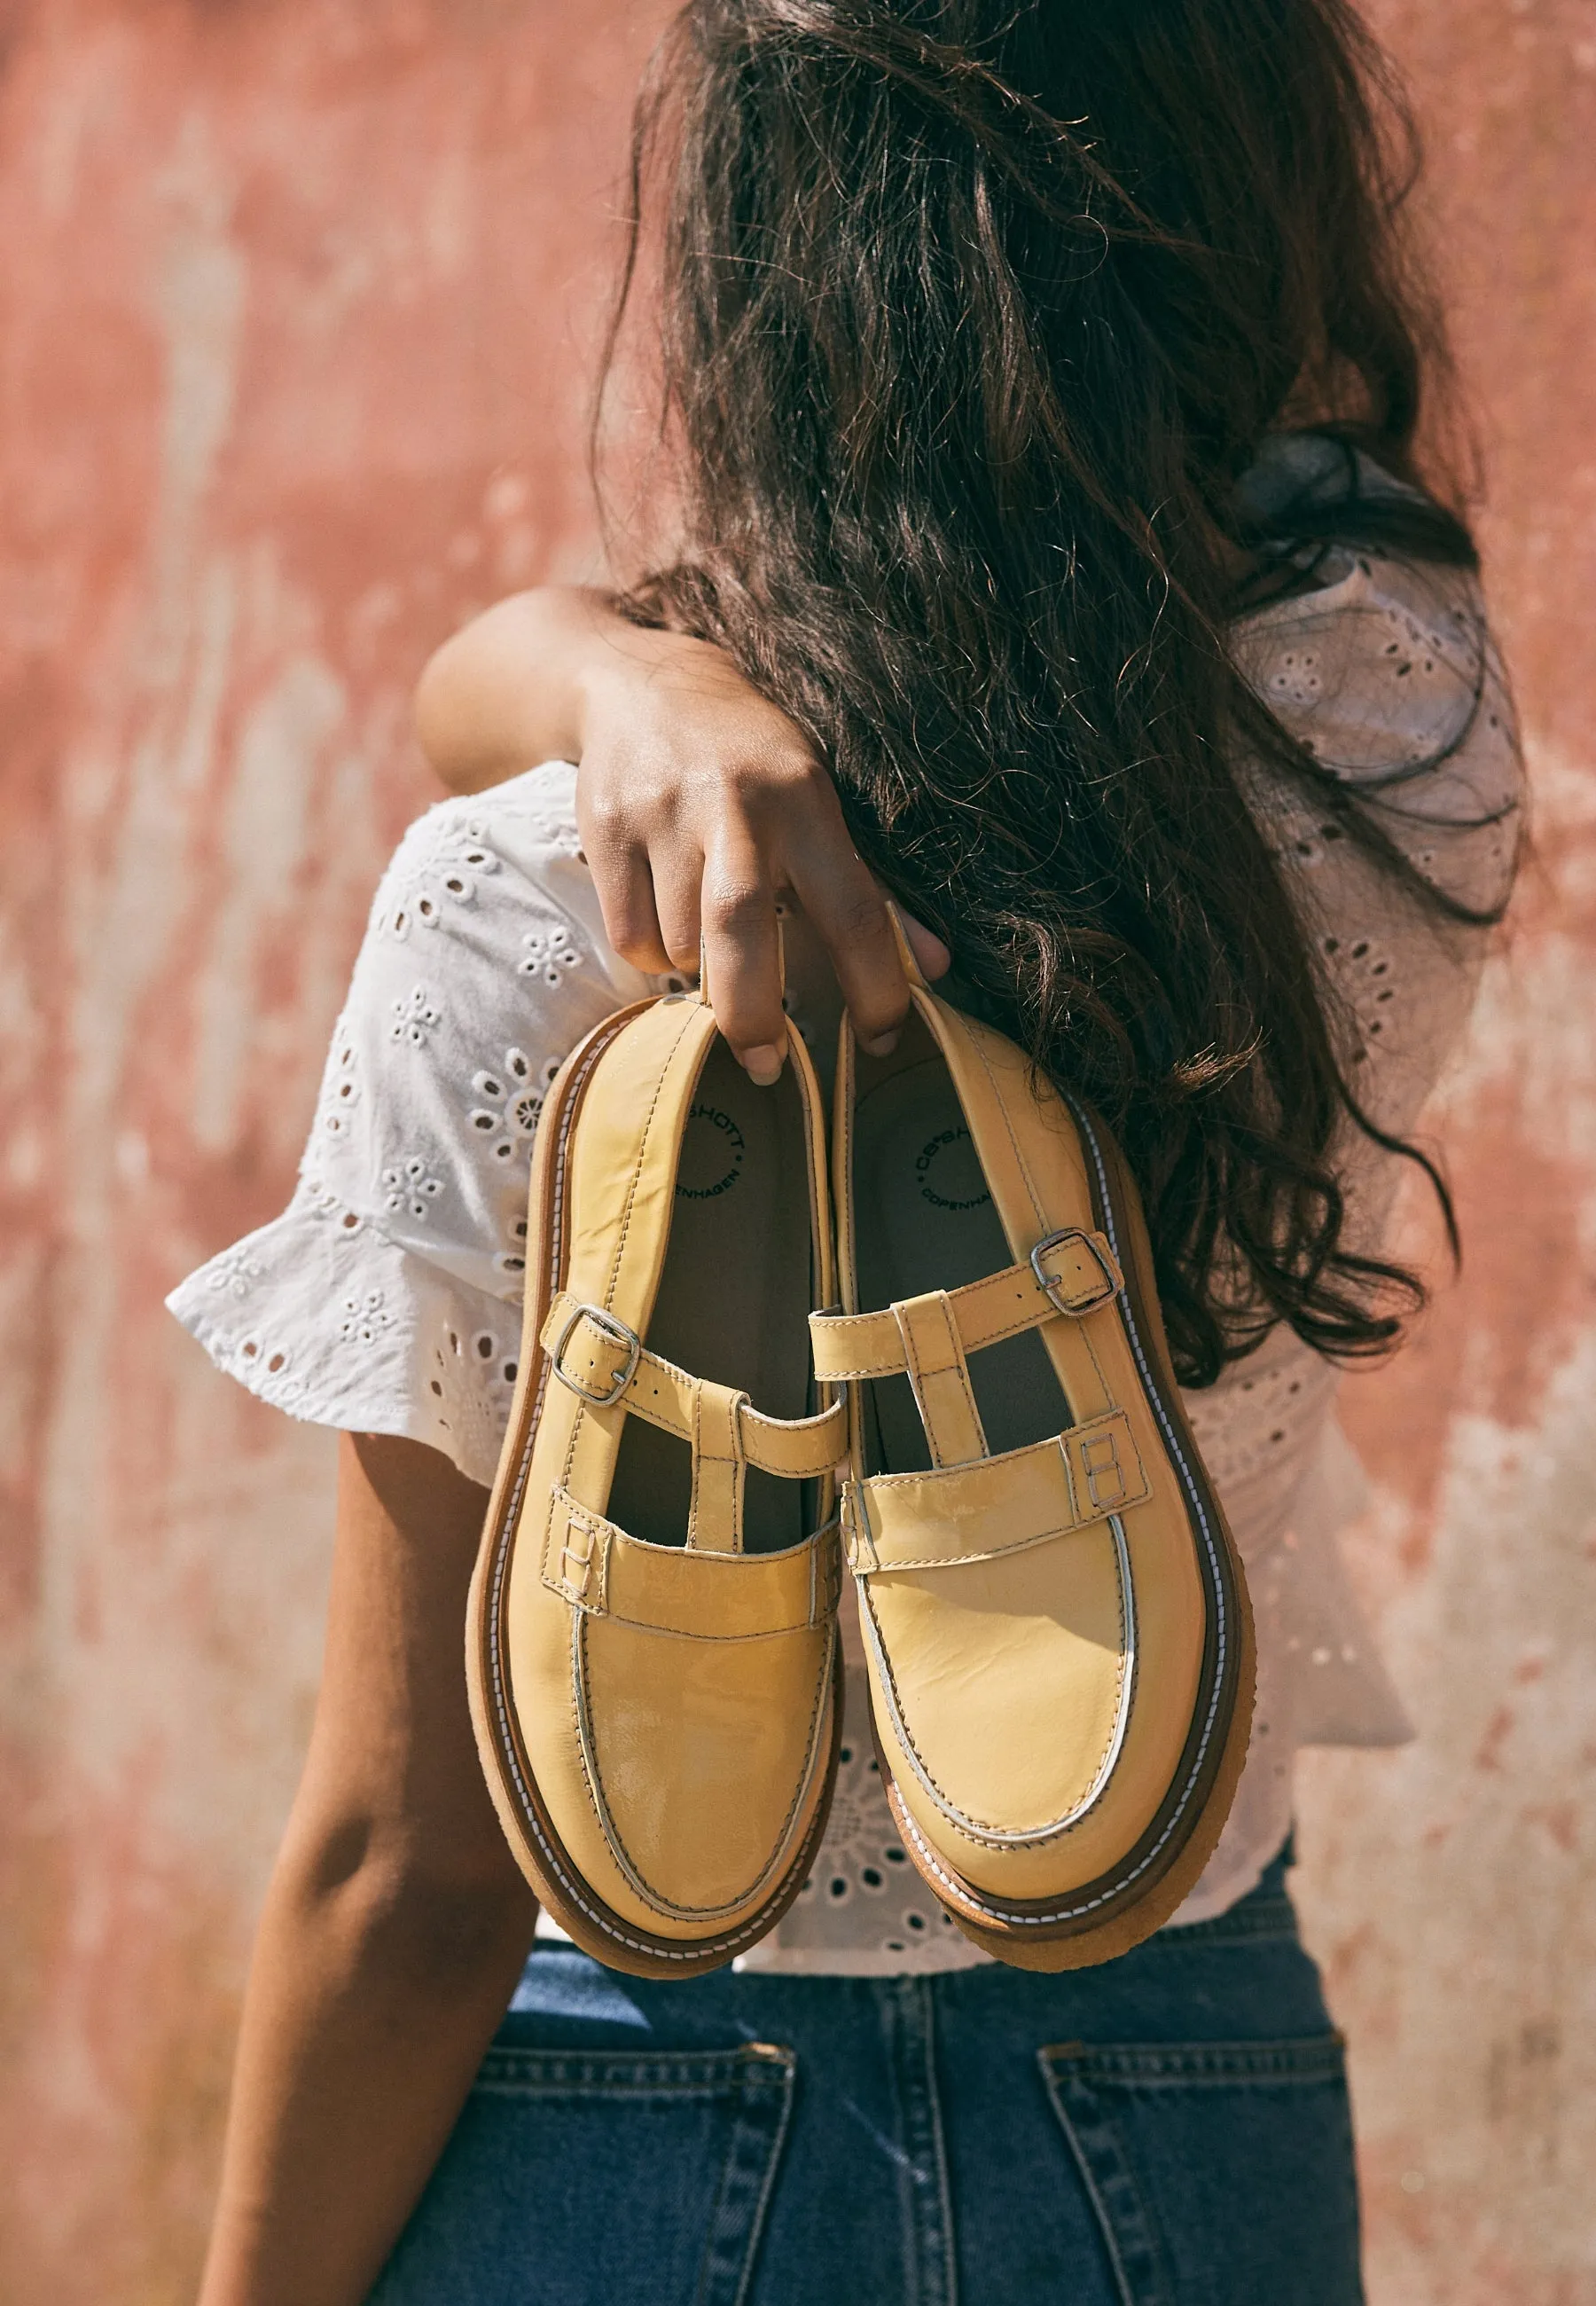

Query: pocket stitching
474;2044;795;2099
1040;2032;1347;2087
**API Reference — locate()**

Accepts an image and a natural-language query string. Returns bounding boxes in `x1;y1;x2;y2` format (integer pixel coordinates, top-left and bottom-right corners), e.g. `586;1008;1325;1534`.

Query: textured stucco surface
0;2;1591;2299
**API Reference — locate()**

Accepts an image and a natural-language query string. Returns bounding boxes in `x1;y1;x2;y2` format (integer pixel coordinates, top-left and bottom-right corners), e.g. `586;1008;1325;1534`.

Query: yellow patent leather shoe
810;938;1255;1970
468;977;846;1976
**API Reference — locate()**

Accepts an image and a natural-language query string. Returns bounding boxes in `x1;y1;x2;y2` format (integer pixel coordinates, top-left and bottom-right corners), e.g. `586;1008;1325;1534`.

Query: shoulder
1229;436;1519;810
1232;546;1500;781
1231;524;1522;921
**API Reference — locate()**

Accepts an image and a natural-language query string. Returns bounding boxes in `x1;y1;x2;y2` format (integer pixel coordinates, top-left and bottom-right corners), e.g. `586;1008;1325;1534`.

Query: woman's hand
415;588;949;1083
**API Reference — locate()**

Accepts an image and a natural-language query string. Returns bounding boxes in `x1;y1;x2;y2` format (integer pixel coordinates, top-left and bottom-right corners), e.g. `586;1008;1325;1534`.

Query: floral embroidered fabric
168;443;1522;1973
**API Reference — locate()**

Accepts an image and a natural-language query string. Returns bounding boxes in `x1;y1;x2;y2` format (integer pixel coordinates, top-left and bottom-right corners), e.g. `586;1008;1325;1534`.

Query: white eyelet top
168;444;1522;1973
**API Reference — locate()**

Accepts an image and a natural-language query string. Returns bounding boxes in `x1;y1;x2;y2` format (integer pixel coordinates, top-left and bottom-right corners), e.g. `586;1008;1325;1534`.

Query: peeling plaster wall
1290;6;1596;2299
0;2;1590;2300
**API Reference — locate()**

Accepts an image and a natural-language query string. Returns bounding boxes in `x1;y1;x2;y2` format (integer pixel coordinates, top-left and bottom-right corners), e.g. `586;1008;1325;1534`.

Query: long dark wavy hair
604;0;1504;1385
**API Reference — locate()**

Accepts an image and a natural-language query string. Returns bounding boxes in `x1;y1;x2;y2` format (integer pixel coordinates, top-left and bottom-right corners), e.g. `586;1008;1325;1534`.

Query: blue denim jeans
370;1843;1361;2306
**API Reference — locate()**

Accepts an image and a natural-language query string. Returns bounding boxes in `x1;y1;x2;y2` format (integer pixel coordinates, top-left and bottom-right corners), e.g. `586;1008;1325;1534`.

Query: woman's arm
198;1433;537;2306
413;587;948;1083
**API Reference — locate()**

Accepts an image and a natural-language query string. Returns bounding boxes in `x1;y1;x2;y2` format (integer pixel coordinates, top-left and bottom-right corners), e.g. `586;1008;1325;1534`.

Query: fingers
578;759;788;1071
780;783;918;1051
571;645;950;1085
648;847;708;980
792;867;908;1055
576;788;677;977
583;769;952;1079
700;847;788;1081
591;851;677;979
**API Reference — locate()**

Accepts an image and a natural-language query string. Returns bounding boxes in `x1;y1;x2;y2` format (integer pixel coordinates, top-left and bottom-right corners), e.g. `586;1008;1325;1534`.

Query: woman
171;2;1522;2299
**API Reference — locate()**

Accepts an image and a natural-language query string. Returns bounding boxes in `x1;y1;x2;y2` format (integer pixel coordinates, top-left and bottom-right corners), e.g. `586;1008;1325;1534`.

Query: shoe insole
606;1039;817;1554
853;1021;1068;1476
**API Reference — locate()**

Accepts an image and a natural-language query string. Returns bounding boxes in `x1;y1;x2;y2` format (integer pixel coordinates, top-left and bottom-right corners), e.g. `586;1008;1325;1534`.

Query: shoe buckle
1030;1228;1121;1317
549;1303;642;1408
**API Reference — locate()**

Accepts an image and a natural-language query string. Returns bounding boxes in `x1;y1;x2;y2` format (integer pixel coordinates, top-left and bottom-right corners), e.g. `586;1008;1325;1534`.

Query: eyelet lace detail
317;1032;360;1139
339;1290;394;1347
381;1157;445;1220
792;1740;968;1958
390;986;443;1046
520;925;582;984
200;1246;266;1302
378;816;503;941
467;1047;559;1165
426;1314;520;1462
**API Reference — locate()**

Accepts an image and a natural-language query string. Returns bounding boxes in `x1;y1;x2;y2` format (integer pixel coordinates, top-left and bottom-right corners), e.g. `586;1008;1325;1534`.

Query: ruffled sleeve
1232;531;1524;1142
1235;541;1522;915
166;762;656;1487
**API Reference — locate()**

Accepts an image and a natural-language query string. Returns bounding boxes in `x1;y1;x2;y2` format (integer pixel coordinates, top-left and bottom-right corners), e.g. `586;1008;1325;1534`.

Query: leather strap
809;1229;1123;1384
844;1407;1151;1575
893;1290;987;1468
543;1485;842;1634
885;902;929;992
688;1379;745;1554
542;1295;848;1485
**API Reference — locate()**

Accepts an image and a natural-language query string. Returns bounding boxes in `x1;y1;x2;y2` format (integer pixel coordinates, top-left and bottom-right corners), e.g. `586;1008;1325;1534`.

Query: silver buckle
1030;1228;1119;1317
549;1303;641;1408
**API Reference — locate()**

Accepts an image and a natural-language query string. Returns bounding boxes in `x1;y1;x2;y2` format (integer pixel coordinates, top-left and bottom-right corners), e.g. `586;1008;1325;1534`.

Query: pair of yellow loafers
466;944;1254;1976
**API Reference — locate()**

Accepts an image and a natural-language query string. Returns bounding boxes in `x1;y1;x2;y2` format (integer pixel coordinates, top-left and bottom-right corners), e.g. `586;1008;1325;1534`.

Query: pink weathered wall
0;2;1590;2300
1290;6;1596;2298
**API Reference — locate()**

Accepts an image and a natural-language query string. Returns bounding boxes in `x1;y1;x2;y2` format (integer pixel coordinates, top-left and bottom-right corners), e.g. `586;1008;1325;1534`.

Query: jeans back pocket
370;2042;795;2306
1038;2035;1362;2306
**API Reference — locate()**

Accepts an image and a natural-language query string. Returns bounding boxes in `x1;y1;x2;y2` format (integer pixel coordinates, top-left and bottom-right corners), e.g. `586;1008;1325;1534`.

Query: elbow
413;631;482;794
282;1814;537;1994
412;589;564;796
412;624;506;796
